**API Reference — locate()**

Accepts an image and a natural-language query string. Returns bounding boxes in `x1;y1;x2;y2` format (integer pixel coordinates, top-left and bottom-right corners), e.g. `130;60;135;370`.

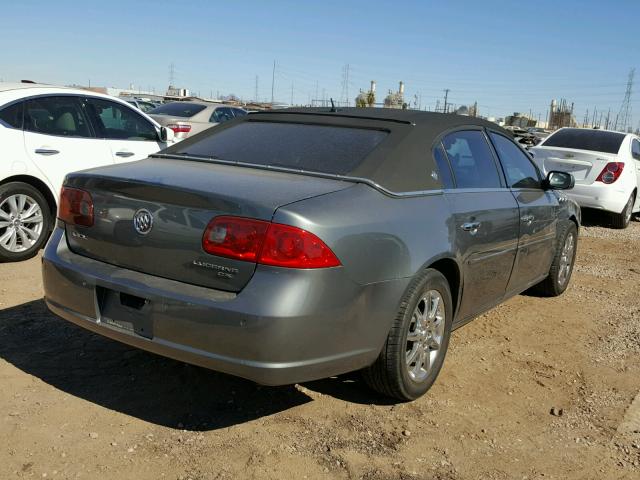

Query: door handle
522;214;535;224
461;222;481;235
35;148;59;156
115;151;135;158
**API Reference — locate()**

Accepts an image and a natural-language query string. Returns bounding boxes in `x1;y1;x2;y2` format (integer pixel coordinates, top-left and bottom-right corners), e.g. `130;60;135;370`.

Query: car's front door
23;95;113;195
439;130;520;322
488;131;559;294
83;97;164;162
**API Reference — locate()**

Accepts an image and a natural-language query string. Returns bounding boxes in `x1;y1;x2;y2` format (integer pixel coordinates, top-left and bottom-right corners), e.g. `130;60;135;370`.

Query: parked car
120;97;160;113
42;108;579;401
0;82;175;261
530;127;640;228
148;101;248;140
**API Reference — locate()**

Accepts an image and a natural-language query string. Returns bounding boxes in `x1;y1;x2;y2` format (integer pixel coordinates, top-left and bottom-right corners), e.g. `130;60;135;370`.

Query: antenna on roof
330;97;337;112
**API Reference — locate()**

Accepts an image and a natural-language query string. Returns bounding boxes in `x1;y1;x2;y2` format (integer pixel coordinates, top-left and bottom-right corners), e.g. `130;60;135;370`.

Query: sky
1;0;639;124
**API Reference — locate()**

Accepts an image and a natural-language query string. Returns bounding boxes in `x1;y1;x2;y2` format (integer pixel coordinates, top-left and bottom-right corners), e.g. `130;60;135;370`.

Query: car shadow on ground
0;300;392;431
0;299;315;431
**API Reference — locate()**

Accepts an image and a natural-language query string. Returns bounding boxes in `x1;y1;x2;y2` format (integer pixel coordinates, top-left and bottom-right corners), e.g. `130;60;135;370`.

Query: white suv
530;128;640;228
0;83;175;261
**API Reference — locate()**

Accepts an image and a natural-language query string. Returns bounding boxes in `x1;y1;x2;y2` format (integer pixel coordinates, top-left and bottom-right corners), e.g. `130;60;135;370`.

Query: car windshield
148;103;207;118
172;121;388;175
542;129;625;154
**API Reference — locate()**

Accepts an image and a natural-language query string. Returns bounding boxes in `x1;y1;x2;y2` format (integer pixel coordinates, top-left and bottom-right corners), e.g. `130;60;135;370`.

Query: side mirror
545;171;574;190
159;126;175;143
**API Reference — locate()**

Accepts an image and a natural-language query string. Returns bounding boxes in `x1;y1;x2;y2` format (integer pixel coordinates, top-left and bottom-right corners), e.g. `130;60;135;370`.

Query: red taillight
58;187;94;226
202;216;269;262
259;223;341;268
202;216;341;269
167;123;191;134
596;162;624;184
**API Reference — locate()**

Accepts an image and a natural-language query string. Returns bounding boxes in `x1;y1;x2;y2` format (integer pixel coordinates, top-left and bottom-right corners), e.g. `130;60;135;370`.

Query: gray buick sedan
42;108;580;400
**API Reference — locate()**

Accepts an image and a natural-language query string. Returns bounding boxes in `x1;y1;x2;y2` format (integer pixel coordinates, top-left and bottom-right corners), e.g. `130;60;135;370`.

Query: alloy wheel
0;194;44;253
557;232;575;287
406;290;446;382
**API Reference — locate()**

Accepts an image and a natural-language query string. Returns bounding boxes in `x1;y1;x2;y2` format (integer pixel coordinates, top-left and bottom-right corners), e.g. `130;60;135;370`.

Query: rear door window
148;102;207;118
210;107;235;123
232;108;247;118
442;130;502;189
175;121;388;175
542;129;625;154
24;96;92;138
489;132;541;189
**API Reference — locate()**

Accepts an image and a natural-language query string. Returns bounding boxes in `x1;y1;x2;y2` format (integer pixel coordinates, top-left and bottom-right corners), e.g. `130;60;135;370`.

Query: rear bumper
565;183;631;214
42;227;409;385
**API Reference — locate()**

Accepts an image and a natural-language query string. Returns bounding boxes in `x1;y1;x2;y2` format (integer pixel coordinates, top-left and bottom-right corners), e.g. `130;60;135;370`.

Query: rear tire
363;269;453;401
530;222;578;297
611;192;635;229
0;182;52;262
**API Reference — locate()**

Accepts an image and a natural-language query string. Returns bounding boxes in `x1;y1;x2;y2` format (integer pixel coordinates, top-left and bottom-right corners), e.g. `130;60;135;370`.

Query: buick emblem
133;209;154;235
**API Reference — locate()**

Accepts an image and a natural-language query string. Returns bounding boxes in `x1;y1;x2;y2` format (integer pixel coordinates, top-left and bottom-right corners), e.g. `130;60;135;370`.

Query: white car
530;128;640;228
0;83;175;261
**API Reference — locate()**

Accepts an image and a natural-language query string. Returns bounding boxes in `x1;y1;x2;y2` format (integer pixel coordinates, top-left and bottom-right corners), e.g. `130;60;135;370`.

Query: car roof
167;107;511;194
254;107;500;130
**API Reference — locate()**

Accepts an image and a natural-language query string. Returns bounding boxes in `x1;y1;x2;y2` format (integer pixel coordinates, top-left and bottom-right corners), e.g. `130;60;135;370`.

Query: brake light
166;124;191;134
58;187;94;226
202;216;269;262
202;216;341;269
596;162;624;184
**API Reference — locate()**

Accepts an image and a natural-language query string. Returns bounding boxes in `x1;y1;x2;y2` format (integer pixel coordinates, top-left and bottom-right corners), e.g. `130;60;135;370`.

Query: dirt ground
1;215;639;480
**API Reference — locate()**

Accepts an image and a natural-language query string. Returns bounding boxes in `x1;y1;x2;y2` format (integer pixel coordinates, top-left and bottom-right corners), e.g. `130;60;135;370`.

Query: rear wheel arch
0;175;56;219
426;257;461;319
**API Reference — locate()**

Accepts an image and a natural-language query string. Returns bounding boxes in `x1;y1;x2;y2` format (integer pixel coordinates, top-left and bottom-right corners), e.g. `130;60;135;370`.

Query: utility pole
443;89;450;113
605;108;611;130
169;62;175;86
583;109;589;128
315;81;319;106
290;82;294;106
271;60;276;104
255;75;259;102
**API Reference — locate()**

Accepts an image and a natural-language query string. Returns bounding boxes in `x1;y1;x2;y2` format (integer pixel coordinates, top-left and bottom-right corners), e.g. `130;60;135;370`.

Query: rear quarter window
542;129;625;154
0;101;23;129
149;102;207;118
174;121;388;175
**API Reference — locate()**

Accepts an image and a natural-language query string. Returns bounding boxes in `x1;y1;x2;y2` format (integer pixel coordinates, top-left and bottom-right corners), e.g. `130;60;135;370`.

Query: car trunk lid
531;147;616;185
63;157;352;292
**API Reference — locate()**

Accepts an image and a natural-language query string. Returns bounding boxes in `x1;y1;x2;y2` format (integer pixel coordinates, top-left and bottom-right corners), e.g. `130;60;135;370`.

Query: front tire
530;222;578;297
363;269;453;401
611;192;635;229
0;182;52;262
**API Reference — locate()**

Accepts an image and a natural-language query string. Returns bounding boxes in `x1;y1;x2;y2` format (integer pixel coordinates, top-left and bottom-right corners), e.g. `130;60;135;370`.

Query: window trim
23;94;97;139
486;129;543;191
432;141;456;190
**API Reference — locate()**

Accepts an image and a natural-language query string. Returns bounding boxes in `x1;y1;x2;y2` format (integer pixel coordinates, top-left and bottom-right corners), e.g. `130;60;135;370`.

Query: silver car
149;101;247;140
42;108;579;401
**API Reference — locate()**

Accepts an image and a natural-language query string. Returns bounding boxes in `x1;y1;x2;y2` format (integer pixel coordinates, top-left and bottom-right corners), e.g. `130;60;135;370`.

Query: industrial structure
355;81;376;108
548;99;577;129
384;81;406;109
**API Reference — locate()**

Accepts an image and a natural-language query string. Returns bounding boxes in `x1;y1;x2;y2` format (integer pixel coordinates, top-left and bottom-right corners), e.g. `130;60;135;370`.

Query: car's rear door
439;129;520;322
488;131;558;293
23;95;113;195
83;97;165;162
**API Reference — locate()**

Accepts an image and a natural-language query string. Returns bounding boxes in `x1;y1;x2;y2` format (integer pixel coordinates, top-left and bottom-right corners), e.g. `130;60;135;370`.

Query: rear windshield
149;102;207;118
174;121;388;175
542;129;625;154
